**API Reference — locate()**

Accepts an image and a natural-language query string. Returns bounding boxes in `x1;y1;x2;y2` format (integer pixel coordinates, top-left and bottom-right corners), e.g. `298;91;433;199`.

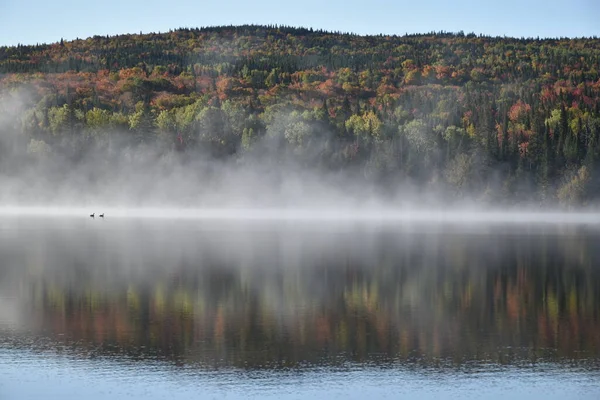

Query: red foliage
508;100;531;123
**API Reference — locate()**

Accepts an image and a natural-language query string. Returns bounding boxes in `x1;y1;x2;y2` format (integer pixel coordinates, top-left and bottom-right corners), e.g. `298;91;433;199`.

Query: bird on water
99;213;104;218
90;213;95;218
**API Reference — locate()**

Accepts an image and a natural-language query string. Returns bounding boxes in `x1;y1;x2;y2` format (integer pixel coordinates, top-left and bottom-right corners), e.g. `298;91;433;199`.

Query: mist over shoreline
2;28;599;211
1;80;598;213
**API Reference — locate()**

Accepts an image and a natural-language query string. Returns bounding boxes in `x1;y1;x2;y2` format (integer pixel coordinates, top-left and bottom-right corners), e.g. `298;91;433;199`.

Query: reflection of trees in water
3;223;600;368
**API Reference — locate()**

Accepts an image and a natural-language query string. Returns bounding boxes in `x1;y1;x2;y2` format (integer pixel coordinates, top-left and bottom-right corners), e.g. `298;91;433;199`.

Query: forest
1;25;600;206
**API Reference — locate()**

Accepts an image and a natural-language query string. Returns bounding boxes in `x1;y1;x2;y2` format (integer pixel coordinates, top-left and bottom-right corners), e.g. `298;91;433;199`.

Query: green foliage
401;119;435;154
48;104;73;135
345;112;382;143
85;108;113;135
241;127;256;151
557;166;590;207
284;120;312;148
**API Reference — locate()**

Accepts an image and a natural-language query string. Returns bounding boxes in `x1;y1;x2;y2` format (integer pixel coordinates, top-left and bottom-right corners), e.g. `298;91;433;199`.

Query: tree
345;111;382;147
128;102;155;143
557;166;590;208
27;138;52;160
48;104;74;135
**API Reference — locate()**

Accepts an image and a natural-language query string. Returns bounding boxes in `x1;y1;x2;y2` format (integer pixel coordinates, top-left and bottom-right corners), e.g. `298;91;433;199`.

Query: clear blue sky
0;0;598;46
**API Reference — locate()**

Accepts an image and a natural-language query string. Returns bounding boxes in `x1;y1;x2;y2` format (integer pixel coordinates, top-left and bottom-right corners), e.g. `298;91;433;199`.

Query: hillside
1;25;600;206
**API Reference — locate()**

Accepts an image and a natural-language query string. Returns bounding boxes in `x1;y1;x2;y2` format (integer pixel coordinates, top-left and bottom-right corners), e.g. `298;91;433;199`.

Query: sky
0;0;598;46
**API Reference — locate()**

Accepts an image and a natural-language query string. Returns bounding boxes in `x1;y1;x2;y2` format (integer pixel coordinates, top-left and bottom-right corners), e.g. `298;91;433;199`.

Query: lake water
1;214;599;399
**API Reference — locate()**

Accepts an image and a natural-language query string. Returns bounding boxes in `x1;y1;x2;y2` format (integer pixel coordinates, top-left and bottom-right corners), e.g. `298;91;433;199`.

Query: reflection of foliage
6;227;600;369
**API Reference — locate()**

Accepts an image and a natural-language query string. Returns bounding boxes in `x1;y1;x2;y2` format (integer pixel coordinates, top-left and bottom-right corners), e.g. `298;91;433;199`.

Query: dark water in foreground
1;216;599;399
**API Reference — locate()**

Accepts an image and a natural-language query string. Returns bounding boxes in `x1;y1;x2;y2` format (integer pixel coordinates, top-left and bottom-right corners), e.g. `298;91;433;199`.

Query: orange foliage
317;78;336;95
508;100;531;123
118;67;146;80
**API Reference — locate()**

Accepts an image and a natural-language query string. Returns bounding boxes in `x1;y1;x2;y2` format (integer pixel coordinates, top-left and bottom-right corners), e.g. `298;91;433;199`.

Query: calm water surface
1;216;599;399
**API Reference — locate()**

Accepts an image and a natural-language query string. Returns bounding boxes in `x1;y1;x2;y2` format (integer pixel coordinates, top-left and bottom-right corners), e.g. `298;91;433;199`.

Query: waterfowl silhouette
99;213;104;218
90;213;95;218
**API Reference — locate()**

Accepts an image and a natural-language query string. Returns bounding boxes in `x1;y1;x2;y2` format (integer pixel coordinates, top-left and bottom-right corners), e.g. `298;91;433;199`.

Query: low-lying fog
1;86;598;214
2;206;600;224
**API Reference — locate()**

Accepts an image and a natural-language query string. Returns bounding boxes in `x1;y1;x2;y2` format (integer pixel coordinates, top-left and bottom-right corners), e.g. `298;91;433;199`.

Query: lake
1;213;599;399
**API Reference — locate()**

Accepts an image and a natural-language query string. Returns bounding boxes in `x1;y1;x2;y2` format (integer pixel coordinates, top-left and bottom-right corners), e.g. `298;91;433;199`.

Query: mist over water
4;207;600;229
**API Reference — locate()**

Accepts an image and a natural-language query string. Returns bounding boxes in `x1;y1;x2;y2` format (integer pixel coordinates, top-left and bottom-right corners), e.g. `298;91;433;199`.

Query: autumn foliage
1;25;600;205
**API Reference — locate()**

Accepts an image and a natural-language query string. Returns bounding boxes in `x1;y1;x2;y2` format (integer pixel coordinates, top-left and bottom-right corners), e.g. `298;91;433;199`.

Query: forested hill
1;25;600;206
